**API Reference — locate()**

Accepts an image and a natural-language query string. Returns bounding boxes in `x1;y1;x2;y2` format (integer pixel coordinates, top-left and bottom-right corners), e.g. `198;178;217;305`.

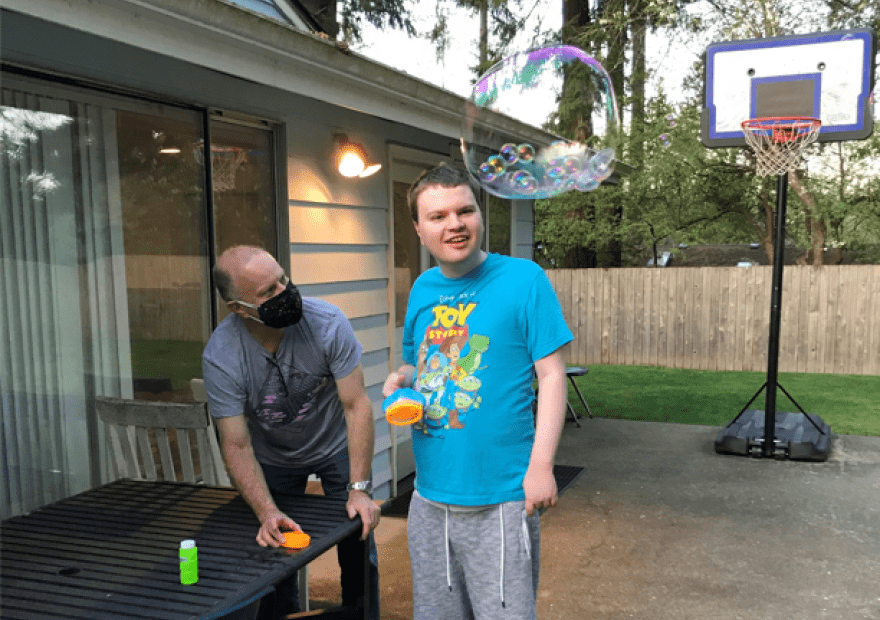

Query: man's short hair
407;163;480;222
213;265;237;302
213;245;269;302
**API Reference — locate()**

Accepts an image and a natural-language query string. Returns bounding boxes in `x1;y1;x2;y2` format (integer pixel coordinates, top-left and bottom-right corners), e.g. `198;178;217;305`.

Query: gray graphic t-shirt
202;298;362;467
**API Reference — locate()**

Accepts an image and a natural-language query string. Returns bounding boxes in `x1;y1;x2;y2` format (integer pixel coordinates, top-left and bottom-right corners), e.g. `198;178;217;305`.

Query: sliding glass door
0;74;279;518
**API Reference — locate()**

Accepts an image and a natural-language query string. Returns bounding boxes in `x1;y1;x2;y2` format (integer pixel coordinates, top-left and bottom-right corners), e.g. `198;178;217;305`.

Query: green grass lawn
130;339;205;391
567;364;880;437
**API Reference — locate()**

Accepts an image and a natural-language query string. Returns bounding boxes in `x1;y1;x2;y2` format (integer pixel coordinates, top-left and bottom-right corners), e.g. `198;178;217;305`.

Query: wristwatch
346;480;373;496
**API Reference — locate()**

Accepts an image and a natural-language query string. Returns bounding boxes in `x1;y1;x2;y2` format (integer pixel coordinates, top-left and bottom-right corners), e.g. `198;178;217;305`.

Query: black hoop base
715;409;831;461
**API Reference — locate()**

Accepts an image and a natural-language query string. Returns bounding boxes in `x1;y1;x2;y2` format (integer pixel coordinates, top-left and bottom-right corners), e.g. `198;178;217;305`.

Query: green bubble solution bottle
179;539;198;585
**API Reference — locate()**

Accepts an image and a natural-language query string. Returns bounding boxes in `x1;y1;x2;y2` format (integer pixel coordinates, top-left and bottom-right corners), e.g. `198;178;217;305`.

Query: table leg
361;538;369;620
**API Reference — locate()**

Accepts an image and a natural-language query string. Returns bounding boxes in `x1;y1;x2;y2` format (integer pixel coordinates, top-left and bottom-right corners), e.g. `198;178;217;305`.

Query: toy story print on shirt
412;299;489;436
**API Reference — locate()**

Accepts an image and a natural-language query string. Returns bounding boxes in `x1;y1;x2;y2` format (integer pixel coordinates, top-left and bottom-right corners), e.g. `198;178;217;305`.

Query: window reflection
210;119;277;324
488;194;511;255
393;180;420;327
116;110;210;402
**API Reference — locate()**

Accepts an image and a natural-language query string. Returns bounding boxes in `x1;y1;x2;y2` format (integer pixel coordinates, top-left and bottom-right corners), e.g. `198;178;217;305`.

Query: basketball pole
762;172;788;457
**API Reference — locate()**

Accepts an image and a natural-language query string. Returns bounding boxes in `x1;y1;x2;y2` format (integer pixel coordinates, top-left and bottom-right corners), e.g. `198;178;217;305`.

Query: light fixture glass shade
334;134;381;178
338;150;366;177
360;163;382;178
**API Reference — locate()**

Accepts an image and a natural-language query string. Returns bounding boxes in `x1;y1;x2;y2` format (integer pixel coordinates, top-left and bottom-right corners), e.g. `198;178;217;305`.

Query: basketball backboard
701;29;876;148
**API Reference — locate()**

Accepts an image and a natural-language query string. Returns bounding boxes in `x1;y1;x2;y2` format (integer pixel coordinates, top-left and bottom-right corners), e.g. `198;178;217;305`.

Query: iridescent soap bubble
589;148;615;182
500;143;519;165
479;162;500;182
574;174;599;192
659;133;672;147
478;155;506;181
511;170;537;192
517;143;535;162
462;45;620;200
666;113;677;128
563;155;583;175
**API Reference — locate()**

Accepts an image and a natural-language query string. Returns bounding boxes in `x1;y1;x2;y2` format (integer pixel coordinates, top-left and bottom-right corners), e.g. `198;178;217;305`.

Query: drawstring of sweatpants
442;502;511;608
499;504;506;608
445;504;452;591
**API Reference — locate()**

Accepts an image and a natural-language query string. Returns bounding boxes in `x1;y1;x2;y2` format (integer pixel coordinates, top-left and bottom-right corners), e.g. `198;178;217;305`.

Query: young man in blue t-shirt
383;163;573;620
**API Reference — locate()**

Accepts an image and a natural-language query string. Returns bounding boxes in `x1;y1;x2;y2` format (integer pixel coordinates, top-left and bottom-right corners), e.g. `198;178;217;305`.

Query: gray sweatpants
408;490;541;620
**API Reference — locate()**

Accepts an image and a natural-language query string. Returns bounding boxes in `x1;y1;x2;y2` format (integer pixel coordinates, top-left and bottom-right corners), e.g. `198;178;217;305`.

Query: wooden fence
547;265;880;376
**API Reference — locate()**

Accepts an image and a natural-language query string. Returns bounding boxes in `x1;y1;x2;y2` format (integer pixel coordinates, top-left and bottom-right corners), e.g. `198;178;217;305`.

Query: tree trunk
629;0;647;168
759;186;775;261
479;0;488;72
789;170;825;266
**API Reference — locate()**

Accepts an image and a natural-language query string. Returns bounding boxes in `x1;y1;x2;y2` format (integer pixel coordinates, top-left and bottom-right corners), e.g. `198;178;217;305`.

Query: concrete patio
307;417;880;620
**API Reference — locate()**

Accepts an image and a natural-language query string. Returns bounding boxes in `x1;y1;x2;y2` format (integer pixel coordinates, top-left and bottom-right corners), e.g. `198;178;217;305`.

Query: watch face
349;481;372;493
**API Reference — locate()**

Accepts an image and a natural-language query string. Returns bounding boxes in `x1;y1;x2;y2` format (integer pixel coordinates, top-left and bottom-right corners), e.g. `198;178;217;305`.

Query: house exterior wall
1;0;548;508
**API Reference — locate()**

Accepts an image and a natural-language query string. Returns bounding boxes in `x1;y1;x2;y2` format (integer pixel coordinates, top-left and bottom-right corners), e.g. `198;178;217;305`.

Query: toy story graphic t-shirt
403;253;573;505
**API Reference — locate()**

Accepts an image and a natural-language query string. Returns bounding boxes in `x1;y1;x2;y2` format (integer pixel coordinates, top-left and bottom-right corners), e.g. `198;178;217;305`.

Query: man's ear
227;300;246;319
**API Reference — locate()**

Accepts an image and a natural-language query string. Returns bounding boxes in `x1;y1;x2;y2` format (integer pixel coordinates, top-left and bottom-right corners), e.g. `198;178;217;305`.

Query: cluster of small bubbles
659;133;672;148
462;45;619;200
472;141;615;197
500;143;519;165
478;155;507;182
666;113;677;128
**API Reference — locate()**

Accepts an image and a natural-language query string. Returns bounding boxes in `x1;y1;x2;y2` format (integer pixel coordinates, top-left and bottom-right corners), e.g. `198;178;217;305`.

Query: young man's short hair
407;163;481;222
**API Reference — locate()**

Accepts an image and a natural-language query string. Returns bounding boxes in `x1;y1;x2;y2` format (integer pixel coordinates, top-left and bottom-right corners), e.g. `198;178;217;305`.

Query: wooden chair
95;396;230;486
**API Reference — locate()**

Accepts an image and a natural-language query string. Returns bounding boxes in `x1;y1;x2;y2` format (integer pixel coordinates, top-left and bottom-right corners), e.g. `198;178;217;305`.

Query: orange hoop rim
741;116;821;144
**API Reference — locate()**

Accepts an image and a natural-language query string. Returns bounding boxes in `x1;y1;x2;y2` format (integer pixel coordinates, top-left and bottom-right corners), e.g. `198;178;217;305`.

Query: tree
428;0;549;79
299;0;416;41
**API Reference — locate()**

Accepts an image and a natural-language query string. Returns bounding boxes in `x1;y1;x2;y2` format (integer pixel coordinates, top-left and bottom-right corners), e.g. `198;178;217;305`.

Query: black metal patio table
0;479;367;620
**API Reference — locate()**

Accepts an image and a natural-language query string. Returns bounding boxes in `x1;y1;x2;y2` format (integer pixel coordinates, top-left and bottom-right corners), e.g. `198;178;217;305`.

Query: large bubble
462;45;620;200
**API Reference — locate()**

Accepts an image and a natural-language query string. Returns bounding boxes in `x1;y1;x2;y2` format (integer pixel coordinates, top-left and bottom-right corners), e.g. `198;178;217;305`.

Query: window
0;74;281;518
487;194;511;255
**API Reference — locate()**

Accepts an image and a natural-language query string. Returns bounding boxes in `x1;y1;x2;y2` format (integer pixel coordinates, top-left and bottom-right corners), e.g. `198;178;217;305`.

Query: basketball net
741;117;821;177
192;145;247;192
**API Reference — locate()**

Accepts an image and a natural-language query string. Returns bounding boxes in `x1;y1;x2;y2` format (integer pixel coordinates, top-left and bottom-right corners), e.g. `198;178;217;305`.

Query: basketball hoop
192;144;247;192
741;117;821;176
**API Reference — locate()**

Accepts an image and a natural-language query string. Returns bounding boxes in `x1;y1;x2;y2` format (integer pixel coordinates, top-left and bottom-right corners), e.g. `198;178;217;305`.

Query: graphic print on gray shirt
202;298;362;467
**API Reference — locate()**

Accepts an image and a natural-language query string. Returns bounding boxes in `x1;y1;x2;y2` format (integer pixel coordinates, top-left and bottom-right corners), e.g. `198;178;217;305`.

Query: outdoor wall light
334;133;382;178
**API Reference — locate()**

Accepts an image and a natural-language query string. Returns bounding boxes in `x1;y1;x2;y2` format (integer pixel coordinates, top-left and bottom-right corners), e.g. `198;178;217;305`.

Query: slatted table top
1;479;362;620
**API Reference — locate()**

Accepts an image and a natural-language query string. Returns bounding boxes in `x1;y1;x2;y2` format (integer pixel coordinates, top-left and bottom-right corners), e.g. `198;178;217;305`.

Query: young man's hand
523;463;558;516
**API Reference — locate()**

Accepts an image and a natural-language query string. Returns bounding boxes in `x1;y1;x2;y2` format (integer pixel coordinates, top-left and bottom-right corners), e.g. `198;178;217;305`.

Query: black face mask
236;279;303;328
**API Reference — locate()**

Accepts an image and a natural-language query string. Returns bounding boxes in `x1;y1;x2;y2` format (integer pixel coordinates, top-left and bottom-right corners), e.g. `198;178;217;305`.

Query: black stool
565;367;593;427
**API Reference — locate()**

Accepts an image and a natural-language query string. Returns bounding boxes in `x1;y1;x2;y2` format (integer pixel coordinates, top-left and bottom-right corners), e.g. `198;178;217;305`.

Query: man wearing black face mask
202;245;381;620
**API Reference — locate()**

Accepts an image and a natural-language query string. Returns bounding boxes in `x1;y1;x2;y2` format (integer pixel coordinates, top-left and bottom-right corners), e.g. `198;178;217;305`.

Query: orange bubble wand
383;388;425;426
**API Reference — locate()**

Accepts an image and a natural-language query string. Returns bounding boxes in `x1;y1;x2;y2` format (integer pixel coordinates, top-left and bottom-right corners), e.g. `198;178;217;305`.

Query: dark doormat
380;465;586;518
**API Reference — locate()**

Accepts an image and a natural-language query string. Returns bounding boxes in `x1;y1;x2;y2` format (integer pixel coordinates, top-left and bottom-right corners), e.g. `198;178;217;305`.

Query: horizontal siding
299;280;389;320
289;204;387;245
286;194;395;490
289;246;387;285
361;349;390;388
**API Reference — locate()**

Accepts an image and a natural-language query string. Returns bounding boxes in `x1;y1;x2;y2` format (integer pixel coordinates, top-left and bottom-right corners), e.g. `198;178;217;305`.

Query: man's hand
347;490;381;540
257;508;301;547
523;462;558;516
